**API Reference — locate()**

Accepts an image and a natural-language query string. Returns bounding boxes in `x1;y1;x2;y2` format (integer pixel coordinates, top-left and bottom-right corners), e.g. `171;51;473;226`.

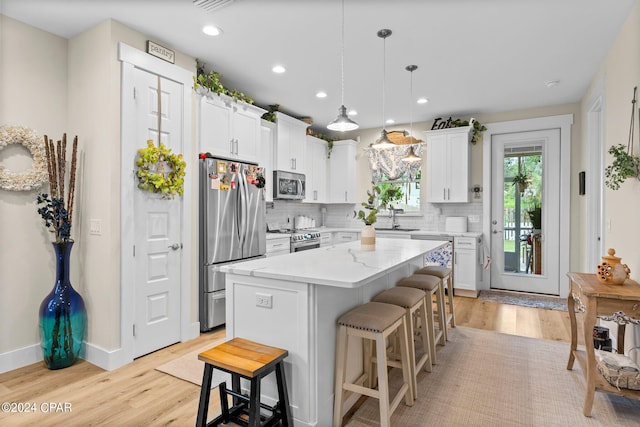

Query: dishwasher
411;234;454;268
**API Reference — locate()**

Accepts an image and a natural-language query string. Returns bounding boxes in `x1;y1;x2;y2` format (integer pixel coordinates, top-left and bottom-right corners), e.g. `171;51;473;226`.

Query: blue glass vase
39;241;86;369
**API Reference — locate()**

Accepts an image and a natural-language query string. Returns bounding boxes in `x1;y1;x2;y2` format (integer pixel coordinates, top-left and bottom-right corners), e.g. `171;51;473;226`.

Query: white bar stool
415;266;456;330
333;302;414;427
372;286;433;398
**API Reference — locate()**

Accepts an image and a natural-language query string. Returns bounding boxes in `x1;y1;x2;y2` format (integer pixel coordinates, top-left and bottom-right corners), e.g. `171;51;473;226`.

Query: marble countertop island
221;238;448;288
222;238;448;426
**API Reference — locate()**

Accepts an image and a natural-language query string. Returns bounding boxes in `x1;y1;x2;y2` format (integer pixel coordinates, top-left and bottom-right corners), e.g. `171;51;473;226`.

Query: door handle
168;243;182;250
492;230;503;234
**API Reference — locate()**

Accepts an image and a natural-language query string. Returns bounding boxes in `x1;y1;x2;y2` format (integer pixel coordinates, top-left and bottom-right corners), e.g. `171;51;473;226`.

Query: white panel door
133;69;182;357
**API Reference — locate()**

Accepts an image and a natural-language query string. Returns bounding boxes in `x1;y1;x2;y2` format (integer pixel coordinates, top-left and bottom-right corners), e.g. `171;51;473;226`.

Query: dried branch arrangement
36;134;79;242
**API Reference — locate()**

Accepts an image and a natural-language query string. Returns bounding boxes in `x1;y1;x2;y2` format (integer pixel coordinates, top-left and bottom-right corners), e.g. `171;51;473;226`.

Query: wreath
136;140;186;199
0;125;48;191
136;140;187;199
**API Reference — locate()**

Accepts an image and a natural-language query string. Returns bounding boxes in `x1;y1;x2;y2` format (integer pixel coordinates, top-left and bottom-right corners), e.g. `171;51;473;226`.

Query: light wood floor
0;296;577;426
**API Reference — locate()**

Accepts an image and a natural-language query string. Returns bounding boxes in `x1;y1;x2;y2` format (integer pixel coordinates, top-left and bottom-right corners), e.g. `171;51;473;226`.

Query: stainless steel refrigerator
199;154;266;331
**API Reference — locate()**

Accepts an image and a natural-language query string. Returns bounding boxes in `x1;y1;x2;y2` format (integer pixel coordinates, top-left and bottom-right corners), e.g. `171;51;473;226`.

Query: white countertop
222;238;448;288
267;227;481;239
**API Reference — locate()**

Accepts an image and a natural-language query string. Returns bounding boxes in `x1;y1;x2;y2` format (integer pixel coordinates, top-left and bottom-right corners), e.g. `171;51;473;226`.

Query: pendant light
371;29;395;149
327;0;359;132
402;64;421;162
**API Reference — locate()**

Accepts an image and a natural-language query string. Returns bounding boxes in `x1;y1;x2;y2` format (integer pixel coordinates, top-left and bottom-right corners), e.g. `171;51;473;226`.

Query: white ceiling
1;0;635;133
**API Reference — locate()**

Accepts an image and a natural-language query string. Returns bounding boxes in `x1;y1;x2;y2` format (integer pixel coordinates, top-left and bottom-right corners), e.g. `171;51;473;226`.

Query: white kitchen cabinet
425;126;471;203
275;112;308;174
266;236;290;257
199;94;265;163
319;232;333;247
453;236;481;296
333;231;359;243
304;135;328;203
260;120;276;202
328;139;358;203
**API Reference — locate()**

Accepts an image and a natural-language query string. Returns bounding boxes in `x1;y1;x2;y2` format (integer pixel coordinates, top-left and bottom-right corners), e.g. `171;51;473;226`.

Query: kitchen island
221;238;448;426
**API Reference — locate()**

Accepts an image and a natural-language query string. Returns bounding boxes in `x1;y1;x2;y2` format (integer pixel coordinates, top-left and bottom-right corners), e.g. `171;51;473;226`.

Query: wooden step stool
196;337;292;427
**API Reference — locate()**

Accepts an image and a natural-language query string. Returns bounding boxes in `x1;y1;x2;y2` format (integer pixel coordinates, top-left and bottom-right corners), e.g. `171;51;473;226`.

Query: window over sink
367;143;422;214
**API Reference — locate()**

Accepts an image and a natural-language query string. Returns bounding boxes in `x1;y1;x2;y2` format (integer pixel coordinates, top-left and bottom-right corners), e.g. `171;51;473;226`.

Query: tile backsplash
266;200;483;232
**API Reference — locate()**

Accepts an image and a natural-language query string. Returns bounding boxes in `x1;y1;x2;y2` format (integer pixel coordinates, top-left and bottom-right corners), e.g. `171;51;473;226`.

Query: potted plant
528;206;542;231
357;183;380;251
604;144;640;190
512;171;530;193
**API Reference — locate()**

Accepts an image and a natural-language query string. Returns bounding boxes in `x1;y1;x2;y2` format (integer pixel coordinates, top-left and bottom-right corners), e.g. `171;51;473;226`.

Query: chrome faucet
391;208;403;229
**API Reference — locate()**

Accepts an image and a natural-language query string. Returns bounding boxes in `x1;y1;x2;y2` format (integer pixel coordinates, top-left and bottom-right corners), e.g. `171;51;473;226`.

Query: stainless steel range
290;231;320;252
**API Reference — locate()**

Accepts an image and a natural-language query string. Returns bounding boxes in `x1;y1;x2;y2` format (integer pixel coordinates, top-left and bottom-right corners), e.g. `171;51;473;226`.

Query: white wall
0;15;196;372
0;15;69;356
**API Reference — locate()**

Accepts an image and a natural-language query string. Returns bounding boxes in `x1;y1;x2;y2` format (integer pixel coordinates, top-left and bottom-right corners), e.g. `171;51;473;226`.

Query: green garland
136;140;186;199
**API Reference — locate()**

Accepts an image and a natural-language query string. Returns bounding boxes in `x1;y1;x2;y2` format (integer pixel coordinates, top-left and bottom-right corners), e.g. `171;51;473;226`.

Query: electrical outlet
89;219;102;235
468;215;480;223
255;292;272;309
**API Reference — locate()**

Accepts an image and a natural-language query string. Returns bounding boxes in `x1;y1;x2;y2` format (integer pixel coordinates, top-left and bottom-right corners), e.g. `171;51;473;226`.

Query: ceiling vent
193;0;235;13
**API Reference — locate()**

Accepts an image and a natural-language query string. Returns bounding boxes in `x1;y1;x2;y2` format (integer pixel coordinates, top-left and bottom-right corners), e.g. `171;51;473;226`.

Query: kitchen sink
375;227;419;232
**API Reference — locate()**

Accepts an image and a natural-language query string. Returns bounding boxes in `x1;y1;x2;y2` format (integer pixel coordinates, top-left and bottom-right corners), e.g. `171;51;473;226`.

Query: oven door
291;241;320;253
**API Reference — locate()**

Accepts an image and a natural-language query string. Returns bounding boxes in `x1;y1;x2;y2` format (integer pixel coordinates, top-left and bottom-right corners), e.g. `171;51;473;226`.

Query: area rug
155;338;231;388
346;327;640;426
478;289;567;311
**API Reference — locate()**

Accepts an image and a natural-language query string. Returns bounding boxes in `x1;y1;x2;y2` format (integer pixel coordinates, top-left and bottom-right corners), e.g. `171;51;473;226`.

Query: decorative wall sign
147;40;175;64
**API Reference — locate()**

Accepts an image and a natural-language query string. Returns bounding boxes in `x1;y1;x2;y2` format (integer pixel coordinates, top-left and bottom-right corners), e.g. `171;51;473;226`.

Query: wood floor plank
1;298;574;426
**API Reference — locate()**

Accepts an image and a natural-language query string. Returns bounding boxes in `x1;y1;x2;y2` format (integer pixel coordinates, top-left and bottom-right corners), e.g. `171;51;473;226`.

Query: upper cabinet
275;112;308;174
260;120;276;202
425;126;471;203
198;94;265;163
304;135;328;203
328;139;358;203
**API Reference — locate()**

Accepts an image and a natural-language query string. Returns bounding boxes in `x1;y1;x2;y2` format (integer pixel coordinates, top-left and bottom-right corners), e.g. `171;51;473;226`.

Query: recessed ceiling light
316;91;327;98
202;25;222;36
348;110;358;116
272;65;286;74
386;119;395;124
417;97;429;104
545;80;560;88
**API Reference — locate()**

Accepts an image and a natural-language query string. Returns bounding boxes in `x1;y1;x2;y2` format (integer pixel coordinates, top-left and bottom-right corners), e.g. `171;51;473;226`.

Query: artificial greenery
136;140;186;199
261;104;279;122
193;64;254;105
604;144;640;190
449;118;487;144
307;128;336;158
357;183;381;226
37;134;78;242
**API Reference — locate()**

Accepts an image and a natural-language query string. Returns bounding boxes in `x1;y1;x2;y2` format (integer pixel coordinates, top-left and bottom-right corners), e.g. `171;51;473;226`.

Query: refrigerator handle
238;169;248;247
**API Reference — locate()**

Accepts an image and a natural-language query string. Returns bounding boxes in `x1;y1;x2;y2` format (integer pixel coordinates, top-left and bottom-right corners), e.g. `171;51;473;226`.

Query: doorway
490;130;560;295
482;115;572;298
119;43;196;366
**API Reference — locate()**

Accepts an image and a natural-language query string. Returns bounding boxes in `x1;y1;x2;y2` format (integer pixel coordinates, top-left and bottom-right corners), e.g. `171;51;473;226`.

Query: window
368;143;422;214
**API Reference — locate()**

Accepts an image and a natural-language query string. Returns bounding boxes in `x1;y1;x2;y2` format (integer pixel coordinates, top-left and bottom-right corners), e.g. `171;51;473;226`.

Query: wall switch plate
256;292;272;309
89;219;102;235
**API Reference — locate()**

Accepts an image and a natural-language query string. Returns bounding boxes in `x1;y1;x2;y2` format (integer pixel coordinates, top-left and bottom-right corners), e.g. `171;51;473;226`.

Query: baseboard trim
0;343;42;374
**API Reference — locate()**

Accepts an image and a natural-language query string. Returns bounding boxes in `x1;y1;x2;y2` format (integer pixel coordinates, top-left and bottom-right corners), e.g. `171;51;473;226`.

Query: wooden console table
566;272;640;416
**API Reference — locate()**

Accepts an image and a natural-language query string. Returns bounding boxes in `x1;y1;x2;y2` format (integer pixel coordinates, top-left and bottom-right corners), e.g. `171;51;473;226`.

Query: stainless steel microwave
273;170;305;200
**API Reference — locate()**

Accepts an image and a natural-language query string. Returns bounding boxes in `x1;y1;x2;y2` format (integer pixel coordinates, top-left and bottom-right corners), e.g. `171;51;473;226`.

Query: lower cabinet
376;231;412;240
453;236;481;296
266;237;290;257
320;233;333;247
333;231;359;243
